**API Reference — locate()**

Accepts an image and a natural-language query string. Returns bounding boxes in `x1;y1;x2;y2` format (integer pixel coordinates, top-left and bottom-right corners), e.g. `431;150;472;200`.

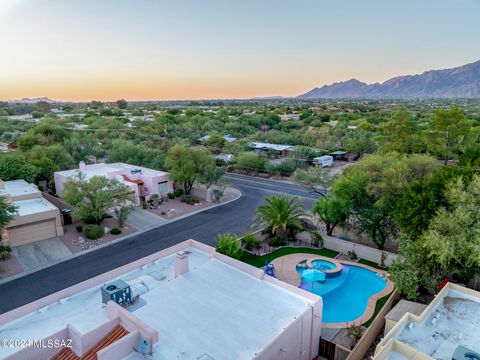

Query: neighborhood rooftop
375;283;480;360
0;240;321;360
55;162;168;178
0;179;39;197
248;141;295;152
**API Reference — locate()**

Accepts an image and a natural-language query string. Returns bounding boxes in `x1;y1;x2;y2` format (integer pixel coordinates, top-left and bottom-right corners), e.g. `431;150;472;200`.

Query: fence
346;291;400;360
244;229;399;267
323;235;399;267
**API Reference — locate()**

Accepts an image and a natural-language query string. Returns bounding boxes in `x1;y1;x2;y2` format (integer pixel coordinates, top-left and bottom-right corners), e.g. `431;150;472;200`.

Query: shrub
174;188;183;197
75;224;83;233
167;192;175;200
241;232;262;251
268;236;286;247
215;233;242;259
236;152;268;173
0;244;12;261
348;250;358;260
83;224;104;240
311;231;324;248
110;227;122;235
182;195;194;205
267;159;298;175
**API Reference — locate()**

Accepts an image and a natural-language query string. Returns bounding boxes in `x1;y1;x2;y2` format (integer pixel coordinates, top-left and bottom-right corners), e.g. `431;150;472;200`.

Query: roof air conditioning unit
101;279;133;307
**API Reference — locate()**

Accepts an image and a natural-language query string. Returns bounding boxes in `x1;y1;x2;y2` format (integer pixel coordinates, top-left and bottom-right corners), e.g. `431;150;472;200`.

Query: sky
0;0;479;101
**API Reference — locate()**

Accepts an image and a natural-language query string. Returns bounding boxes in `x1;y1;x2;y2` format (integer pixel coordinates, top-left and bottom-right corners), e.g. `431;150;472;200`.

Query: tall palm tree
255;194;307;242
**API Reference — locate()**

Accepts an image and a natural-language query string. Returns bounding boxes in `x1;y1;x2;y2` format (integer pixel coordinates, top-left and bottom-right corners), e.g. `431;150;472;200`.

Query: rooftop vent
453;346;480;360
101;280;133;307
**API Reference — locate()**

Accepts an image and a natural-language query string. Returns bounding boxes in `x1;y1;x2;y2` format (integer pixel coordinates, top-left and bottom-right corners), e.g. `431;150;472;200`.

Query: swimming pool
297;262;387;324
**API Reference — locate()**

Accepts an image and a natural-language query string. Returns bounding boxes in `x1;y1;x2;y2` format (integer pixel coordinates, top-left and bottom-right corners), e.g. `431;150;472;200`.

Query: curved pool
297;262;387;324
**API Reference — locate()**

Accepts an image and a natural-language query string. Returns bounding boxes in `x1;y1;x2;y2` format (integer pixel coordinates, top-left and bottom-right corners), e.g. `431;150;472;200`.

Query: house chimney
79;161;86;171
175;251;189;278
0;180;4;190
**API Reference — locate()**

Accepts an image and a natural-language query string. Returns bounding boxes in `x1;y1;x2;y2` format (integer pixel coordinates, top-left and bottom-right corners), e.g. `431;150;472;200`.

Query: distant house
54;162;173;205
279;114;300;121
248;142;295;157
198;134;237;143
0;180;64;246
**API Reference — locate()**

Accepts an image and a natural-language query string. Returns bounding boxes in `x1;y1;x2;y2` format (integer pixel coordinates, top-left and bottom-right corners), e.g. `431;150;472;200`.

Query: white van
313;155;333;168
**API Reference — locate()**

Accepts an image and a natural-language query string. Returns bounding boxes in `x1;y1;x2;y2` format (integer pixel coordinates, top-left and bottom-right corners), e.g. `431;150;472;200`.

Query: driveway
0;175;320;314
126;208;169;230
13;238;72;271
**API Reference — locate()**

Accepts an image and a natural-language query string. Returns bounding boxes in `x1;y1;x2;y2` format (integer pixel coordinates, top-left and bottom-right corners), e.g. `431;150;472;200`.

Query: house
54;162;173;205
0;180;64;247
249;141;295;157
198;134;237;143
374;282;480;360
0;239;323;360
279;114;300;121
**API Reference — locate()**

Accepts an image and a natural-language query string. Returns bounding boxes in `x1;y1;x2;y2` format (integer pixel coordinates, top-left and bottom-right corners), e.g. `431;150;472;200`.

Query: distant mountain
298;60;480;99
8;97;56;103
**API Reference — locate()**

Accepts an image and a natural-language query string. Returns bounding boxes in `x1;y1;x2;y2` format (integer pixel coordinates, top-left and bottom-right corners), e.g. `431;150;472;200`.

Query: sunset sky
1;0;479;101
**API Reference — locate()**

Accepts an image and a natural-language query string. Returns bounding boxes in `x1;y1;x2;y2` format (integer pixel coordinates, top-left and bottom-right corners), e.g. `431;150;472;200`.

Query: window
158;181;168;194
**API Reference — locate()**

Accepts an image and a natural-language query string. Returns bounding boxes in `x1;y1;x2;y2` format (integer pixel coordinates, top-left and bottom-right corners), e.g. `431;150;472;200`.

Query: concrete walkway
13;238;72;271
125;208;169;230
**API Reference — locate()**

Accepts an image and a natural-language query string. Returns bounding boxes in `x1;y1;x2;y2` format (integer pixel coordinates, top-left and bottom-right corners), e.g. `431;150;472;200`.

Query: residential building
279;114;300;121
248;142;295;157
0;240;323;360
198;134;237;143
54;162;173;205
374;282;480;360
0;179;64;246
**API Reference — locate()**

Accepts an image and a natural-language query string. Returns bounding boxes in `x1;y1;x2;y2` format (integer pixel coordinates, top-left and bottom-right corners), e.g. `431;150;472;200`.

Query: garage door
7;220;57;247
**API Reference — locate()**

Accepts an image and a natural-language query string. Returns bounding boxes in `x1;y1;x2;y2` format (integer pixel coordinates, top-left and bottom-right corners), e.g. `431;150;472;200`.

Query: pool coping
270;253;395;329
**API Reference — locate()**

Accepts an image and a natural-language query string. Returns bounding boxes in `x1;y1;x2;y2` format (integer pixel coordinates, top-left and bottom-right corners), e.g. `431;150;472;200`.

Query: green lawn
358;259;388;271
361;294;391;328
241;247;339;268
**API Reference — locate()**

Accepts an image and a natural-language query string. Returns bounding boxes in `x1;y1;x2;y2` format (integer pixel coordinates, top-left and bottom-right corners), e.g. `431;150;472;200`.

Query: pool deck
271;253;395;329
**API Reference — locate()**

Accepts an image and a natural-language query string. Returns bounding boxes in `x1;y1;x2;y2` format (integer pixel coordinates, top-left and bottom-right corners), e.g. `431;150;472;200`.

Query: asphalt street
0;173;320;314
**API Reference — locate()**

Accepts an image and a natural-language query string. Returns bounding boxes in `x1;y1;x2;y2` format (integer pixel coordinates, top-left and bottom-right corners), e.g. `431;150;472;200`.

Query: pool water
297;263;387;323
311;259;337;271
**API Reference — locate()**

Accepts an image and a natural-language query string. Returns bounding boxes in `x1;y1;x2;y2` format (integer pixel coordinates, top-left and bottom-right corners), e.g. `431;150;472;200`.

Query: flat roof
385;300;427;322
55;162;167;179
14;198;57;216
392;289;480;359
0;179;39;197
249;142;294;152
0;245;315;359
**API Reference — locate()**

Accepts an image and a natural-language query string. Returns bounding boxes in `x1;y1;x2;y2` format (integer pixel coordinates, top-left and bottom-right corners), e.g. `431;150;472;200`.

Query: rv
313;155;333;167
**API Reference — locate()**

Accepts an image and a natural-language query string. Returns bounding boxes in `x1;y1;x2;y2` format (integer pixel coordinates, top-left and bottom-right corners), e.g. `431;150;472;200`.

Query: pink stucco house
54;162;173;205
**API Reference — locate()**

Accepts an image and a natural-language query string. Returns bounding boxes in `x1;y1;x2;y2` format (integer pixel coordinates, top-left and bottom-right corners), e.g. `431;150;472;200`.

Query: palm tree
255;194;307;242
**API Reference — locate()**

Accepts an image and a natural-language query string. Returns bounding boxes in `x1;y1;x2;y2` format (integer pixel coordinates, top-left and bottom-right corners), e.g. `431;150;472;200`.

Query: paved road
0;174;320;314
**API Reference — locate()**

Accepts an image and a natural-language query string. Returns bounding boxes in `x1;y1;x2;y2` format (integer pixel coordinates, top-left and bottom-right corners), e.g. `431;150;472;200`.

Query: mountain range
298;60;480;99
7;97;55;103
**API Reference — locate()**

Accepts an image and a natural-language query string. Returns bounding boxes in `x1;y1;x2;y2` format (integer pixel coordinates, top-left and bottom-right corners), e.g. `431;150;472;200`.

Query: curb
0;187;242;286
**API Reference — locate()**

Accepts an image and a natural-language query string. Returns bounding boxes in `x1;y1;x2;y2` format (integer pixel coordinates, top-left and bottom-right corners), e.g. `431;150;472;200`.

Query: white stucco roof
0;180;39;197
13;198;57;216
0;246;315;359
